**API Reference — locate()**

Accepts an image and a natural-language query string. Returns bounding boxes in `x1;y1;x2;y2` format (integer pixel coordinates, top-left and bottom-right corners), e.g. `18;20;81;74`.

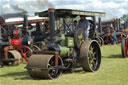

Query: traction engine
0;18;22;66
10;28;33;62
9;12;33;62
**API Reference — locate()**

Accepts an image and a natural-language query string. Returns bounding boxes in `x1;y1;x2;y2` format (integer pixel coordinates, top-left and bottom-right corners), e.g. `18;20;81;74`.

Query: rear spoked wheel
99;37;104;46
16;46;32;62
88;45;97;70
121;38;128;58
80;40;101;72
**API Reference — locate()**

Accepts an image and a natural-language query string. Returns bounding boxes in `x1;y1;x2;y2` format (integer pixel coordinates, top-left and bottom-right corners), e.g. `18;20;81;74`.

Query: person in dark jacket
78;15;90;39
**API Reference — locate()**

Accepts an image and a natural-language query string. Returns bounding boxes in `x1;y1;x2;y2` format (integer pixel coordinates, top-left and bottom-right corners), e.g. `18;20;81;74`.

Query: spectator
110;25;118;45
27;24;35;36
71;20;78;32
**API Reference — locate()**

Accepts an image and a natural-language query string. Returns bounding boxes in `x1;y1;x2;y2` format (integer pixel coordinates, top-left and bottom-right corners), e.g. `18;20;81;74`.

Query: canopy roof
36;9;106;18
0;17;48;25
0;12;25;19
0;12;25;24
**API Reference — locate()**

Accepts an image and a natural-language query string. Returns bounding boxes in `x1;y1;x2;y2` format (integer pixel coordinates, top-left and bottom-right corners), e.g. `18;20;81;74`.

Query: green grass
0;44;128;85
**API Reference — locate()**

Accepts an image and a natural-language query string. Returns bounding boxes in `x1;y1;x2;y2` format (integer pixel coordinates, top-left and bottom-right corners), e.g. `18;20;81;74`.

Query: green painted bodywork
59;34;74;57
59;46;69;57
61;34;66;44
66;37;74;48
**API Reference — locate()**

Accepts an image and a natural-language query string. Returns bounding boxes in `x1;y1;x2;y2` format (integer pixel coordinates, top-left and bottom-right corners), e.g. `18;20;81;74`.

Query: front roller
121;38;128;58
2;50;22;66
80;40;101;72
26;54;63;79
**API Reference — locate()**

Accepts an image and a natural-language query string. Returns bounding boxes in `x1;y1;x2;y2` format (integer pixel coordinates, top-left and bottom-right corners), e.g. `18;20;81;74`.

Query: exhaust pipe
98;17;102;33
23;12;28;35
48;8;55;44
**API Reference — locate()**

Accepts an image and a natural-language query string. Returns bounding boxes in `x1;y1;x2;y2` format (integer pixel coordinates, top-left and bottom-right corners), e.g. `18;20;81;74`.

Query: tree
121;14;128;22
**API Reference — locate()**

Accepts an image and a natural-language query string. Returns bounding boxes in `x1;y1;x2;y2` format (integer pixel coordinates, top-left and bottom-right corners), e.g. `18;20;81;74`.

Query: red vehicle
101;18;122;44
10;28;33;62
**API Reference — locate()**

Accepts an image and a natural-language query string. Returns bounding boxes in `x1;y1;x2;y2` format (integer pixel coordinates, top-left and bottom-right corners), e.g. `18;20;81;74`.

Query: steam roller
25;8;103;79
0;23;22;66
26;40;101;79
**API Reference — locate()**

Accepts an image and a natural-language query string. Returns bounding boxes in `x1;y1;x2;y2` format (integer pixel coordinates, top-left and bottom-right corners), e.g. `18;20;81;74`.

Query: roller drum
26;54;63;79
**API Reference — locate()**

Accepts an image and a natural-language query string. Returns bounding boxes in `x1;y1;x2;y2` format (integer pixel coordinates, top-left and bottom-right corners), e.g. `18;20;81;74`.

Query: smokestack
36;22;40;32
98;17;102;32
48;8;55;44
23;12;28;35
117;18;120;31
92;16;96;37
119;19;121;31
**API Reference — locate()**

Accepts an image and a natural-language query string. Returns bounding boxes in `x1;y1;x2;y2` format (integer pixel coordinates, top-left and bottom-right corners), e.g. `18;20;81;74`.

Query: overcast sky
0;0;128;19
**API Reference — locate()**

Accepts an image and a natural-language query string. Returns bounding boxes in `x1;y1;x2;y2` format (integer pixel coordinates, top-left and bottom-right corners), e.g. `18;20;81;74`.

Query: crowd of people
102;24;119;45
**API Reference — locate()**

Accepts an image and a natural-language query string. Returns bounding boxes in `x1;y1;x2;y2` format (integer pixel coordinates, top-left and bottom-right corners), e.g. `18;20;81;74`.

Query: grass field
0;44;128;85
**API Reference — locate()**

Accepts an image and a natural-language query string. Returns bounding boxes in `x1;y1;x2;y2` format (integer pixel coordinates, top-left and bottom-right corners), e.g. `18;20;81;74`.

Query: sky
0;0;128;20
